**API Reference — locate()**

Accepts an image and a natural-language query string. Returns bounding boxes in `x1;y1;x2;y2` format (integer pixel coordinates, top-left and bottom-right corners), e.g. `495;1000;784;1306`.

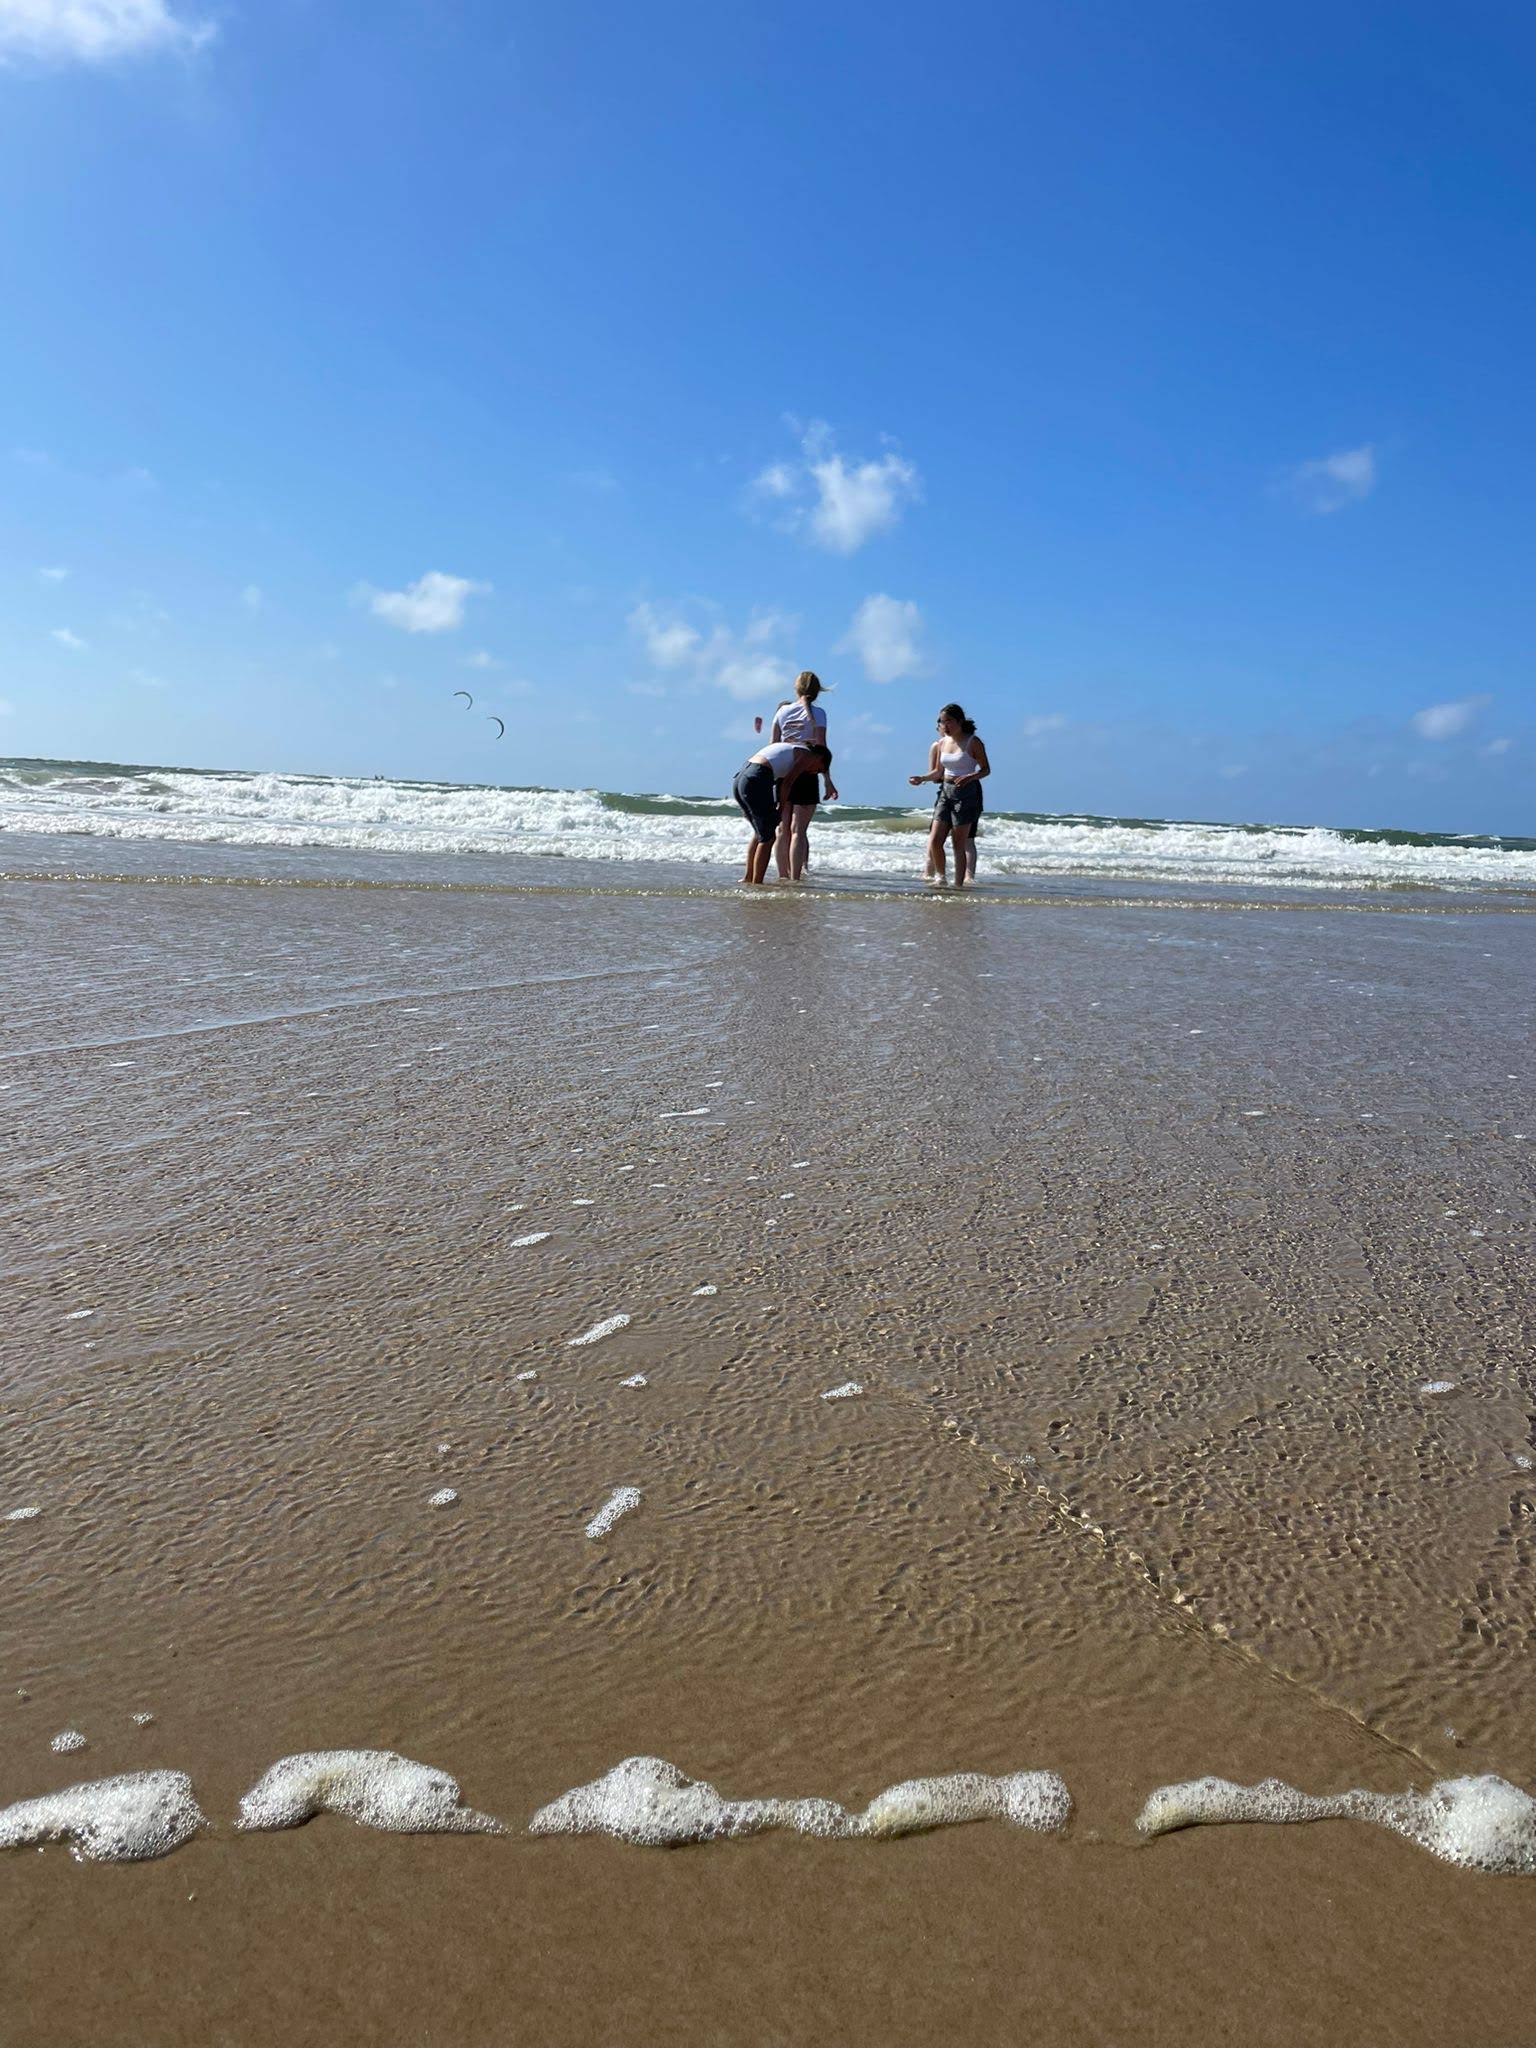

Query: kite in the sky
487;716;505;739
453;690;473;706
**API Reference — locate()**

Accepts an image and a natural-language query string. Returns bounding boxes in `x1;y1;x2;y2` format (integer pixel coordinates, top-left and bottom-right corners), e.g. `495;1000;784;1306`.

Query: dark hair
807;744;831;768
794;670;822;703
939;702;976;738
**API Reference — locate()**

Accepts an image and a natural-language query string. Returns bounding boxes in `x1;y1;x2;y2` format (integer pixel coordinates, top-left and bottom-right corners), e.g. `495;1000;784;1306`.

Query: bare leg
952;824;973;887
791;803;816;881
773;812;793;880
927;821;950;884
753;838;776;884
964;828;979;885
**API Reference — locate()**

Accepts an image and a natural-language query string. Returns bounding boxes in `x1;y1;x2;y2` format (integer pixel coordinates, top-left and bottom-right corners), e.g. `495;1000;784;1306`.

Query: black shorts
733;761;781;843
788;771;820;808
934;778;983;829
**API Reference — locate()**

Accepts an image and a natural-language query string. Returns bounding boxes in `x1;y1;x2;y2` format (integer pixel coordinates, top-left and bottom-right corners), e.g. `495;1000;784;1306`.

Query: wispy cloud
840;593;925;683
1020;712;1068;740
0;696;14;716
36;564;67;582
361;571;488;634
463;649;502;670
1482;735;1512;758
0;1;215;65
1411;694;1490;740
630;604;704;669
629;600;799;702
130;667;168;689
50;626;86;650
751;420;921;554
1287;444;1377;514
240;583;263;612
832;709;895;764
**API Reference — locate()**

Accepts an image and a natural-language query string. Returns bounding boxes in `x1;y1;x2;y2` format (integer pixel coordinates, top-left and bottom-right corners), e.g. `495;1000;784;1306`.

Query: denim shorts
934;777;982;829
733;762;781;843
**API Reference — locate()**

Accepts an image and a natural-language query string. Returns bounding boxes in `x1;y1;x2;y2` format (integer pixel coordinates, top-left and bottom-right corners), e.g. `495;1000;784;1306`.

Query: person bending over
909;703;990;888
733;740;834;885
769;670;839;882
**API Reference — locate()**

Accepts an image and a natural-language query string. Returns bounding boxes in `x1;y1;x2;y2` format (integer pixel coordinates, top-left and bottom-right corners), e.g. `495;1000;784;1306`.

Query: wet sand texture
3;872;1534;2045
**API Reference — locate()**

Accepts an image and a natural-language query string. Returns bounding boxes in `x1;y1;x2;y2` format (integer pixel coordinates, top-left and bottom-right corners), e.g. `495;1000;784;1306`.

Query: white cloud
751;462;798;501
0;696;14;716
36;564;67;582
50;626;85;650
1289;444;1377;514
130;668;167;689
1411;694;1490;741
463;649;501;670
630;601;800;702
240;583;263;612
1482;736;1512;757
0;1;214;64
752;421;920;554
364;570;488;634
1020;713;1068;740
833;710;895;764
628;602;702;669
841;594;925;684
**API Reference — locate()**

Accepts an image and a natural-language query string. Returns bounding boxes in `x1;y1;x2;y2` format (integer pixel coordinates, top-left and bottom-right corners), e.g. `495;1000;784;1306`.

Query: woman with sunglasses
909;703;990;887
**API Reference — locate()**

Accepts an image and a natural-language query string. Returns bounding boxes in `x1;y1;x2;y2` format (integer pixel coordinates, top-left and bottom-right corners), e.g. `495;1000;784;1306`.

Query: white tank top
939;738;979;779
774;699;827;747
750;741;801;776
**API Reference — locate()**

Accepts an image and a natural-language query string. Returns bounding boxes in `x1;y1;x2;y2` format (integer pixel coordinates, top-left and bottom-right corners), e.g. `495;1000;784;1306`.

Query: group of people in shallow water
731;670;991;888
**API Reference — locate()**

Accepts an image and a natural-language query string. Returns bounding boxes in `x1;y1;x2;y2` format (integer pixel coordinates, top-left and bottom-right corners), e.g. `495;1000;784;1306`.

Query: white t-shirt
773;700;827;747
749;741;802;777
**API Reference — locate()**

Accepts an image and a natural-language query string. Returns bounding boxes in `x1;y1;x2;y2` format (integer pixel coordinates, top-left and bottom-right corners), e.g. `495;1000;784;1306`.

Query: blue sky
1;0;1532;831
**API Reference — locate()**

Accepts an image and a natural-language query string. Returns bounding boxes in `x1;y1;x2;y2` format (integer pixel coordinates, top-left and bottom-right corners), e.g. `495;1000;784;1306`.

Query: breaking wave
4;757;1534;894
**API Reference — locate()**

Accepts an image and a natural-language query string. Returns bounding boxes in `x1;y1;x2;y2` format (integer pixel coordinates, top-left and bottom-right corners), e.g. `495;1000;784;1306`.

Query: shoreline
4;861;1533;2043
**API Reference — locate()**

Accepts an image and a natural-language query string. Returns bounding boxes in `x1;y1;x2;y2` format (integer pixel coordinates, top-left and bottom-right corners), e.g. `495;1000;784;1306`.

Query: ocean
3;755;1533;896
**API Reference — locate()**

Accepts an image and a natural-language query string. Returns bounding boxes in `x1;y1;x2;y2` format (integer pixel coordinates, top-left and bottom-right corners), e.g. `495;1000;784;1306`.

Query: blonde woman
909;703;990;887
769;671;838;881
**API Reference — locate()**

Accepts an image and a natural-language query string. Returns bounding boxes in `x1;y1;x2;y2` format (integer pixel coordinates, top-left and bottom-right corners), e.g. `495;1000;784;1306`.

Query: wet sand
3;867;1534;2044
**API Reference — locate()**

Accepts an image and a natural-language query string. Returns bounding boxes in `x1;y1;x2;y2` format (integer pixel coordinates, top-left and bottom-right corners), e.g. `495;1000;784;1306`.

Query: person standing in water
733;737;833;885
769;671;838;881
909;703;990;887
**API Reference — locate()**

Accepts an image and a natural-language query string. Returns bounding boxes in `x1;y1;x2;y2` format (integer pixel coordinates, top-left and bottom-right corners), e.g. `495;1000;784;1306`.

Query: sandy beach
3;854;1534;2045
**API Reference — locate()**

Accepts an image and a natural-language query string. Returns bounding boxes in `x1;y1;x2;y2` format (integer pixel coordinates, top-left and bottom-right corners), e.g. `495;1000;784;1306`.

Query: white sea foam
131;1712;156;1727
821;1382;864;1401
0;1769;205;1862
619;1374;648;1388
690;1284;717;1296
1136;1773;1536;1875
528;1756;1071;1848
658;1109;709;1119
64;1309;96;1321
1419;1379;1456;1395
50;1730;87;1755
569;1314;630;1347
585;1487;642;1539
510;1232;550;1246
6;1506;41;1523
237;1751;503;1835
428;1488;459;1507
6;762;1533;894
515;1369;538;1381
